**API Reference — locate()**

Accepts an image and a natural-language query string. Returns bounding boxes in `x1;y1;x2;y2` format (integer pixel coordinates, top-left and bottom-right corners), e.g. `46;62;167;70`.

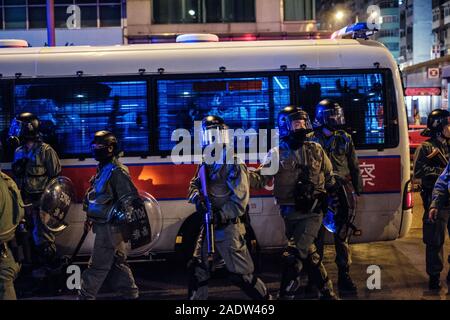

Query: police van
0;26;412;259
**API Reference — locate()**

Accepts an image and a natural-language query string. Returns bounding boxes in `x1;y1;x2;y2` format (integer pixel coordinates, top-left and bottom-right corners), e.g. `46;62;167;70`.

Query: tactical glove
195;194;208;214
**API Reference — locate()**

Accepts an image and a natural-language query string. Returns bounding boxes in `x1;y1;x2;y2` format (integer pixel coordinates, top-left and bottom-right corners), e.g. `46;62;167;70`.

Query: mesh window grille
0;83;11;161
14;80;149;157
157;76;290;151
299;73;386;146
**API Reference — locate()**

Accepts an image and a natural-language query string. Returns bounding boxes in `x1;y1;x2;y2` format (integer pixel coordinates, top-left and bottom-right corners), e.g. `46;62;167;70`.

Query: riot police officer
414;109;450;290
187;116;270;300
8;112;61;269
250;106;337;300
309;99;363;293
0;142;25;300
80;131;139;300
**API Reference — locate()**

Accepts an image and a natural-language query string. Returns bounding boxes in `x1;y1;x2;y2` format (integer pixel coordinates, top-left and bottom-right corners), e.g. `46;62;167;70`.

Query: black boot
428;275;441;291
338;268;357;293
318;278;338;300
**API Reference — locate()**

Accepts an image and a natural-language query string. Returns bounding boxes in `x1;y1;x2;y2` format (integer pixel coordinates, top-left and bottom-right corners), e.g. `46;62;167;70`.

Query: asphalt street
19;192;450;300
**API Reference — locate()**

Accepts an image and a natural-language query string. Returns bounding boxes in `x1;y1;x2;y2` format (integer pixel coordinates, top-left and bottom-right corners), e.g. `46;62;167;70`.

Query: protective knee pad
307;250;321;267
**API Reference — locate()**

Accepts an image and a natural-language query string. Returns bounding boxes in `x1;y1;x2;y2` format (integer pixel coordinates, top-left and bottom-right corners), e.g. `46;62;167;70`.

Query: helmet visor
8;119;24;139
288;112;313;132
202;126;230;147
321;107;346;127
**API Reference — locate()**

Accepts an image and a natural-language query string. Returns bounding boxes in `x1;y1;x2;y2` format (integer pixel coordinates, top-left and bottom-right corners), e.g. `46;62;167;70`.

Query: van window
13;80;150;158
157;75;290;151
0;82;12;161
298;71;398;149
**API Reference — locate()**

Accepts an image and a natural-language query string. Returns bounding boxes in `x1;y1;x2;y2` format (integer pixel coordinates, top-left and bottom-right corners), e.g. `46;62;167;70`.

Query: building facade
126;0;320;43
316;0;400;60
0;0;326;46
431;0;450;58
0;0;125;46
375;0;400;60
400;0;445;124
398;0;433;67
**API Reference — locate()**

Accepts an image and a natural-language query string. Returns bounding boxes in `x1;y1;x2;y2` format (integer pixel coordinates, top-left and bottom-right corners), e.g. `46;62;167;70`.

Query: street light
335;11;345;21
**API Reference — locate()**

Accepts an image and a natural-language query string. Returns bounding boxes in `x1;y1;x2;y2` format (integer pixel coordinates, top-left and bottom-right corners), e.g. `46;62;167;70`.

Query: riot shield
40;176;75;233
323;178;359;240
107;191;163;257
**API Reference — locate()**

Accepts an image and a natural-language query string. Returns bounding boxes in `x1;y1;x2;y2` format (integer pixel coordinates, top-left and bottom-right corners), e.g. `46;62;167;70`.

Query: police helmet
278;106;313;139
201;115;230;147
421;109;450;137
91;130;119;154
8;112;40;144
314;99;346;130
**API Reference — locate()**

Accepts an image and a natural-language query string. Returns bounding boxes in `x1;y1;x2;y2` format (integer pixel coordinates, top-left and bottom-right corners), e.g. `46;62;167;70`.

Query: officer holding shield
0;142;25;300
414;109;450;290
8;112;61;268
250;106;337;300
309;99;363;293
187;116;270;300
79;130;139;300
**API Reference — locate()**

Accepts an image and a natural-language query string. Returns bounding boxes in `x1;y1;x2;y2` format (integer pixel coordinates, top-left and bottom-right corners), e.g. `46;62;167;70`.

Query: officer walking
250;106;337;300
309;99;363;293
0;142;25;300
187;116;270;300
414;109;450;290
80;131;139;300
8;113;61;269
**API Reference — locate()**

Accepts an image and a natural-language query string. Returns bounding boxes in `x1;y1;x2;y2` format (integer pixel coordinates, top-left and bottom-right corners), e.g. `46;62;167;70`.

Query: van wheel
174;212;202;266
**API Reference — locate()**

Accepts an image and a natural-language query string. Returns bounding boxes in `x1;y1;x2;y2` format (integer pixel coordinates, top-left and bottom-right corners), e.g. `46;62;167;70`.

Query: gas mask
91;144;113;162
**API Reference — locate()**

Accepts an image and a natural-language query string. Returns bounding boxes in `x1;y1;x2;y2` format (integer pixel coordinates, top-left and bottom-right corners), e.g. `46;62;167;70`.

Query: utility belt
280;199;325;218
215;215;241;230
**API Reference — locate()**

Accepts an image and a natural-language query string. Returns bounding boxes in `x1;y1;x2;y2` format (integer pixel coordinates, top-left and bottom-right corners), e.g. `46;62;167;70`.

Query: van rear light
403;180;413;210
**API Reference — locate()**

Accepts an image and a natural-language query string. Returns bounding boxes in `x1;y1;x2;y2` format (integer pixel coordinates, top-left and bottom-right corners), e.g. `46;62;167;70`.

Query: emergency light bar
331;22;379;40
176;34;219;43
0;39;29;48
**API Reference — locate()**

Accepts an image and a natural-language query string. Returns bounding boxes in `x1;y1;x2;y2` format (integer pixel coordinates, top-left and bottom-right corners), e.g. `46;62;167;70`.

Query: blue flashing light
331;22;379;40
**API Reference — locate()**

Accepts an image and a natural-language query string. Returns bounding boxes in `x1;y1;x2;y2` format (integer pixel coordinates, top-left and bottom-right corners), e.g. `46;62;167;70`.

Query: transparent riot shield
40;176;75;233
107;191;163;257
323;178;358;240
